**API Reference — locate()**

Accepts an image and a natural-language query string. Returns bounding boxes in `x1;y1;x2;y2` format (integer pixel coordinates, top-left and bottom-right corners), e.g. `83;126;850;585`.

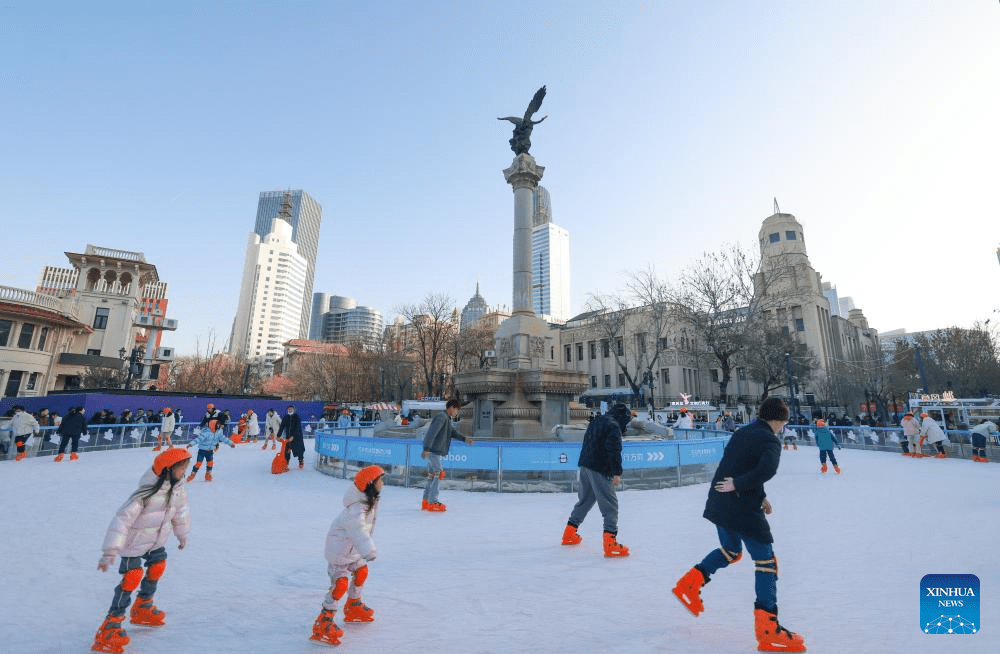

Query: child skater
92;448;191;653
813;419;841;474
153;407;174;451
262;408;281;451
185;425;236;482
310;465;385;646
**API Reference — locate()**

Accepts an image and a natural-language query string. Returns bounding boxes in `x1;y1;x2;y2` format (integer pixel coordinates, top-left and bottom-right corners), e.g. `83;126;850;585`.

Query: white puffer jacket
919;417;947;444
324;485;378;566
101;468;191;559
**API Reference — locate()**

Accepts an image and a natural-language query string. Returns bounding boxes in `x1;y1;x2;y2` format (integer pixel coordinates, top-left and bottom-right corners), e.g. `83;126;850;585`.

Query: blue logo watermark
920;574;979;634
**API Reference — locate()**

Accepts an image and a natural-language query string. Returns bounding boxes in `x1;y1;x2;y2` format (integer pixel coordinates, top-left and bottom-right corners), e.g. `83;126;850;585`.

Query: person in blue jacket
185;424;235;482
813;419;841;474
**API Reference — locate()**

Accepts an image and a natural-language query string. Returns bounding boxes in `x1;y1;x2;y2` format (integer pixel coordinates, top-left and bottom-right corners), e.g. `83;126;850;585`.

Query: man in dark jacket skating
277;405;306;469
561;403;630;557
671;396;806;652
420;400;474;512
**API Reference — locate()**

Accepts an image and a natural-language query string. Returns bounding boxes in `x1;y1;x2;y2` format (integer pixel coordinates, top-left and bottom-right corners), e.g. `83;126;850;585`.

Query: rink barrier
0;420;323;460
312;430;732;493
782;424;999;458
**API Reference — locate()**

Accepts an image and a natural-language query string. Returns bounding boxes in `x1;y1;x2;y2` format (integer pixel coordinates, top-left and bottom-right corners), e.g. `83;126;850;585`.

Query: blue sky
2;1;998;356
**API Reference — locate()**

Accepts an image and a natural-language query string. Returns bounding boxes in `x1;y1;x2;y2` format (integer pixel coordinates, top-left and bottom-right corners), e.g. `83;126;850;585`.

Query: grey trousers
568;466;619;534
422;454;442;502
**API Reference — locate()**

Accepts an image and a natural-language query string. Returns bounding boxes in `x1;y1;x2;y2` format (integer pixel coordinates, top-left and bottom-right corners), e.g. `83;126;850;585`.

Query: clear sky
2;1;998;356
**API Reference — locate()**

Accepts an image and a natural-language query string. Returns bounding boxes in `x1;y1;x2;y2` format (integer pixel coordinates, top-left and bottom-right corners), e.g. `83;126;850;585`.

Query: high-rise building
254;190;322;339
311;294;384;349
230;209;308;367
460;283;489;329
530;186;571;323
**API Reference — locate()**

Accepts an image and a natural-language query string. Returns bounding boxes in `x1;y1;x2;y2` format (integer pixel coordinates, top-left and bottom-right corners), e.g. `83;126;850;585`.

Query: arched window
86;268;101;290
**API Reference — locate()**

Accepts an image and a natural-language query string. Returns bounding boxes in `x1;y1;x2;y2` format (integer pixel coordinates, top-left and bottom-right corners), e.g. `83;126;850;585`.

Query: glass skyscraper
254;190;322;339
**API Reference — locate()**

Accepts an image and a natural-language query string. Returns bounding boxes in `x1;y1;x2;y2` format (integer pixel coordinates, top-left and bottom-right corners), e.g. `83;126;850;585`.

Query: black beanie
759;397;789;422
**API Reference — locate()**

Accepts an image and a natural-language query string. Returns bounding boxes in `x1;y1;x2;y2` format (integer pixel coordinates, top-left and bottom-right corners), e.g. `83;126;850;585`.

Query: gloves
364;550;377;562
98;553;116;571
178;535;187;549
230;443;236;448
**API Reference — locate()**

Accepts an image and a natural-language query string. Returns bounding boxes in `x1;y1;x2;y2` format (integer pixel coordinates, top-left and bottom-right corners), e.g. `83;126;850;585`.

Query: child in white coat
92;448;191;653
310;465;384;647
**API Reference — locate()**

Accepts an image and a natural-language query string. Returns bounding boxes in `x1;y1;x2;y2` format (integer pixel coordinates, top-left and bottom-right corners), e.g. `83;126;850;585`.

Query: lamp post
120;346;144;391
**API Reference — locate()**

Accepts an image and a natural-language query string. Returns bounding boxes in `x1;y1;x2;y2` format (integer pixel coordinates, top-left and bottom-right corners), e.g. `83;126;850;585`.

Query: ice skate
92;614;129;653
343;597;375;622
15;451;26;461
672;566;706;616
603;531;629;557
71;452;79;461
309;608;343;646
833;465;841;474
129;597;165;626
820;464;827;473
54;454;64;462
152;444;162;452
934;452;946;459
754;607;806;652
262;443;268;450
205;471;213;481
561;523;582;545
426;501;447;512
186;471;197;482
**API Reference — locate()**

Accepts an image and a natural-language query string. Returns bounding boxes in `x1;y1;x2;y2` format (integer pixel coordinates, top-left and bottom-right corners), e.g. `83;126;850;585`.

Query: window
93;307;109;330
37;327;49;351
576;343;583;361
26;372;39;390
782;325;790;337
589;341;596;359
603;374;611;388
785;230;797;240
618;373;625;387
602;339;609;357
769;233;780;243
661;368;670;384
4;370;23;397
795;318;805;332
17;323;35;349
590;376;597;388
637;333;647;353
738;367;747;381
616;338;624;356
710;369;719;383
87;349;101;356
565;345;572;363
0;319;11;346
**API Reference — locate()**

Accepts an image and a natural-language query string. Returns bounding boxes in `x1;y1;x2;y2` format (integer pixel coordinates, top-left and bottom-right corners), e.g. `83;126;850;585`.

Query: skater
185;425;236;482
9;405;39;461
420;399;474;512
309;465;385;646
671;397;806;652
561;402;630;557
153;408;174;452
781;424;798;450
919;413;949;458
54;406;86;462
970;419;997;462
277;405;306;469
262;408;281;450
245;408;260;443
674;407;694;430
337;409;351;428
813;419;841;474
900;412;920;456
92;448;191;653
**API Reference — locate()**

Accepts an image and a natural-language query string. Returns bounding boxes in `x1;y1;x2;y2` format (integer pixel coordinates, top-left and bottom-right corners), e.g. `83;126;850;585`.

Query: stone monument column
504;154;544;317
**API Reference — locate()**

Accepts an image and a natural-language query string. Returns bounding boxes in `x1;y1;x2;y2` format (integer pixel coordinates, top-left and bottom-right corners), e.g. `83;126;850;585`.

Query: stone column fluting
503;154;544;316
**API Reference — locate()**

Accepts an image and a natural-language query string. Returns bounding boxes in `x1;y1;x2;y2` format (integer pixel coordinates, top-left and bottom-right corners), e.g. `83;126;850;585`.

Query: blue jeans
698;525;777;612
423;454;442;503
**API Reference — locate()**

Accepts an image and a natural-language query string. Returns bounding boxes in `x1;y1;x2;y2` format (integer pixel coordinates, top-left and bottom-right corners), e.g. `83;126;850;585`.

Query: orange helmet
355;465;385;491
162;407;172;414
816;419;826;427
153;448;191;475
206;403;215;410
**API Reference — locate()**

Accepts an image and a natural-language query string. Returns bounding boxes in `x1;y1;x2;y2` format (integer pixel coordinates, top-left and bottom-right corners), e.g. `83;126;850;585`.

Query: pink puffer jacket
101;469;190;558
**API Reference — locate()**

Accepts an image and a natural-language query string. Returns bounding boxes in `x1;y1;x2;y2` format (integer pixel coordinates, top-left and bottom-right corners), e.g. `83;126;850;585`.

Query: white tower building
531;186;571;323
229;213;307;367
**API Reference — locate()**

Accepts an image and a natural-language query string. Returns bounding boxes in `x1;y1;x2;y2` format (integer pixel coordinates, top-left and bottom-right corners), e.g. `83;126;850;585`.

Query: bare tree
396;293;458;397
163;331;246;394
582;292;642;397
743;329;816;404
80;365;127;390
665;245;798;405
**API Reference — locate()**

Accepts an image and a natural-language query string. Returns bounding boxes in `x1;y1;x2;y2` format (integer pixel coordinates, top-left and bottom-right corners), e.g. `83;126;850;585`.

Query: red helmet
354;465;385;491
153;448;191;476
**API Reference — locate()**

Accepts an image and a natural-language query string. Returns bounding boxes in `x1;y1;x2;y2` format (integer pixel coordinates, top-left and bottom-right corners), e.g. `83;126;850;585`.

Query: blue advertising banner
678;438;729;465
406;442;499;470
501;443;582;471
315;434;347;458
621;442;680;469
346;439;409;466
